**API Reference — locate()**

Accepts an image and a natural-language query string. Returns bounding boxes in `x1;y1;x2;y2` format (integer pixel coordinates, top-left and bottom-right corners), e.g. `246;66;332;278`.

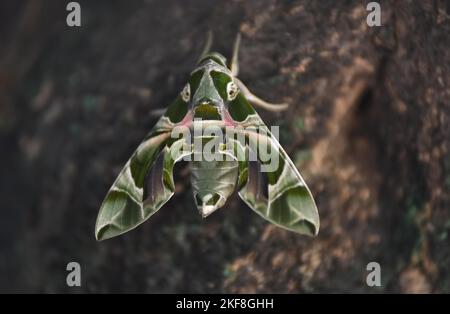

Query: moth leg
230;33;241;76
198;30;213;62
235;78;289;112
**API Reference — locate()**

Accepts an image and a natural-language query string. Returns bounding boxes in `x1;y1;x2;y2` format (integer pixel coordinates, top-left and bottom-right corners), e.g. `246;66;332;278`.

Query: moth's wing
232;126;319;236
95;96;191;241
226;93;319;235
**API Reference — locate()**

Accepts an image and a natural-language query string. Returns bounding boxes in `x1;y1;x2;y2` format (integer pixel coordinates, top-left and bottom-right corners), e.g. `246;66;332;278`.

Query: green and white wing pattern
227;96;319;236
95;97;190;241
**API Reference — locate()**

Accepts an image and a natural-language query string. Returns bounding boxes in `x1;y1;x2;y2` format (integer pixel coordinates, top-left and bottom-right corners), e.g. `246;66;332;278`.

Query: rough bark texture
0;0;449;293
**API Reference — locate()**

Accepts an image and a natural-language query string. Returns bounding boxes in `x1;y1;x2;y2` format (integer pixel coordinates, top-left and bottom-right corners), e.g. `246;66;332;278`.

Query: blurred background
0;0;449;293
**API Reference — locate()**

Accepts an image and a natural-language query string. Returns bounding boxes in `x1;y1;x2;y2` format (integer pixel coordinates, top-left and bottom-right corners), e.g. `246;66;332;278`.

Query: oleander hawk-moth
95;34;319;241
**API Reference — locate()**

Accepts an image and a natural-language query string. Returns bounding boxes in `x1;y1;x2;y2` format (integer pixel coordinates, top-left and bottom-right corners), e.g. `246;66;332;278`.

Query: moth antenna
198;30;213;62
230;32;241;76
235;78;289;112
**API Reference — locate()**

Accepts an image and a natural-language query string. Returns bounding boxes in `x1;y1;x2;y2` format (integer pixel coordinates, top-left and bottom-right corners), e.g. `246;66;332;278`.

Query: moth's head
179;53;239;121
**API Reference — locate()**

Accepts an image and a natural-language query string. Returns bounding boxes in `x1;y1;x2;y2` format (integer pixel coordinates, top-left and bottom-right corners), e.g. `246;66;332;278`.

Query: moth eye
226;81;239;101
180;83;191;102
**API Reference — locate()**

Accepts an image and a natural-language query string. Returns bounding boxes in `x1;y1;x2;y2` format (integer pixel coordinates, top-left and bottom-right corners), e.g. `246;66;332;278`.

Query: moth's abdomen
190;158;238;217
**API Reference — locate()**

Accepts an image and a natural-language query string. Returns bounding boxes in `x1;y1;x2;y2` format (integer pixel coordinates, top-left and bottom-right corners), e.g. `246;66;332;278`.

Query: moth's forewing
95;96;190;241
227;94;319;236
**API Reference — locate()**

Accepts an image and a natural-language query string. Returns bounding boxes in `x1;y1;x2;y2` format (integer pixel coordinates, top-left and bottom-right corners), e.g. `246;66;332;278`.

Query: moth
95;34;319;241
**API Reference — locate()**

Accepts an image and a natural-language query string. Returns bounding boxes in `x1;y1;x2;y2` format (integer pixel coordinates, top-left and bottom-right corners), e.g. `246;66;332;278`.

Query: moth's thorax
193;102;222;120
189;56;233;122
